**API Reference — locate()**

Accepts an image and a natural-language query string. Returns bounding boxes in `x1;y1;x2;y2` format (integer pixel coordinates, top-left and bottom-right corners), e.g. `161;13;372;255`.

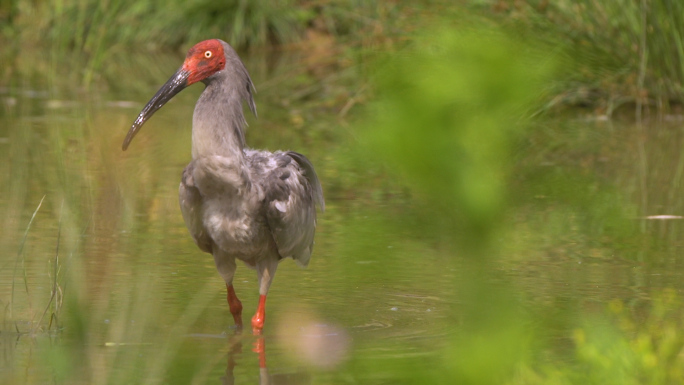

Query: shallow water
2;49;684;383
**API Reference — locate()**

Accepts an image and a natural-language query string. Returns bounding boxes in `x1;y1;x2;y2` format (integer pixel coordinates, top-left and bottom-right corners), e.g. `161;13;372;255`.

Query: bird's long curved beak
122;68;190;150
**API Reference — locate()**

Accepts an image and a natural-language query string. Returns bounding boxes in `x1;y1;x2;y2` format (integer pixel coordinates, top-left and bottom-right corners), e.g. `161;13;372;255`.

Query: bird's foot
231;322;243;333
251;295;267;334
232;313;243;330
251;313;264;335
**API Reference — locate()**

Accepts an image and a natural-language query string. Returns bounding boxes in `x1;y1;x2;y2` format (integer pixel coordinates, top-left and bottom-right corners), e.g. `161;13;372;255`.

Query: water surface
2;50;684;383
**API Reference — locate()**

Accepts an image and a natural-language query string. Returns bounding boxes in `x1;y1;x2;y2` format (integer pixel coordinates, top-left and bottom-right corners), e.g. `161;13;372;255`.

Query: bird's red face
183;39;226;85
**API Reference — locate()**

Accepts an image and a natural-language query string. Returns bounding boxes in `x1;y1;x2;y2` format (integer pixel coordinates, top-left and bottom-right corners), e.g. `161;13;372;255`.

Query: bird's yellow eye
204;51;212;58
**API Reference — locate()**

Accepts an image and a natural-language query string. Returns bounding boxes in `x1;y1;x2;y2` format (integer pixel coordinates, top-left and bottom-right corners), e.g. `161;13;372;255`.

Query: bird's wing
179;161;213;254
254;151;324;267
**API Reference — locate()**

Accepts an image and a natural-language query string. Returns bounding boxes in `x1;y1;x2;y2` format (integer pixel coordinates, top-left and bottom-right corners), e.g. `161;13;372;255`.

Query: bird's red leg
227;284;243;328
253;257;277;334
251;295;267;334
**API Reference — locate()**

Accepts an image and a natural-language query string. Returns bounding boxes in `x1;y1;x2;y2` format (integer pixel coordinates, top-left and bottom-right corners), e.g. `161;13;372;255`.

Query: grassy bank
0;0;406;55
0;0;418;87
474;0;684;114
4;0;684;112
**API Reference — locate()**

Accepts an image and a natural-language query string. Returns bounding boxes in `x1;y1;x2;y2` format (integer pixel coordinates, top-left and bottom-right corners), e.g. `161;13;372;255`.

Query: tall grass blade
33;200;63;334
10;194;46;322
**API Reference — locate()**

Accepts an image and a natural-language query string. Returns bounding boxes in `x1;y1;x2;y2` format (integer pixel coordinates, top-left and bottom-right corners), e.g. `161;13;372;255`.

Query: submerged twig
11;195;46;322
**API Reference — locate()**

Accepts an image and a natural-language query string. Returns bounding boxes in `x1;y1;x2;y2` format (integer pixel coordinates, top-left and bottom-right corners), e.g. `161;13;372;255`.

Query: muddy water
2;49;684;384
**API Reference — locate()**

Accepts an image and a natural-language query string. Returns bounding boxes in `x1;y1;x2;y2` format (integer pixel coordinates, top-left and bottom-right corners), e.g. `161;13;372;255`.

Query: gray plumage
178;40;324;299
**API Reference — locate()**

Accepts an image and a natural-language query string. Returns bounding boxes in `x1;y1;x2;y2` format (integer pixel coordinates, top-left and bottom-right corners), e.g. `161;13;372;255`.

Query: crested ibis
122;39;325;333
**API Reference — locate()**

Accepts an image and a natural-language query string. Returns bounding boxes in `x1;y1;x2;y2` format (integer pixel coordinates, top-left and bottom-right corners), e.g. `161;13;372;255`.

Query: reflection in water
221;332;312;385
221;332;242;385
218;315;349;384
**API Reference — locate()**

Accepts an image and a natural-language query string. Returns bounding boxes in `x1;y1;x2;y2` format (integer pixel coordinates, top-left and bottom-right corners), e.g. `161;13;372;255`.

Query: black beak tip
121;68;189;152
122;122;140;151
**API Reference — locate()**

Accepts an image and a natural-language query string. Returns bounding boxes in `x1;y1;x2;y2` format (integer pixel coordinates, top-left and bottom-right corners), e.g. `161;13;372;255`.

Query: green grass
472;0;684;113
1;0;420;88
4;0;684;109
4;0;303;49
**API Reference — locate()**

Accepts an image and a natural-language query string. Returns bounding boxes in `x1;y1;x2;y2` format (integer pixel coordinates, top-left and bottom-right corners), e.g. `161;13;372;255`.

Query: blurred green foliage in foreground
358;23;548;384
354;23;684;385
365;26;555;241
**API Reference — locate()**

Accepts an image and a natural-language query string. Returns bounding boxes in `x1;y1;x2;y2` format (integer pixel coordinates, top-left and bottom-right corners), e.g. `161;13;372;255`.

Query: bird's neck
191;79;247;160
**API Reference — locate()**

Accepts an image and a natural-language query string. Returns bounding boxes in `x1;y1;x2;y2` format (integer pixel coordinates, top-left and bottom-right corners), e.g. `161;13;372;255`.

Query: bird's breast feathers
202;198;269;257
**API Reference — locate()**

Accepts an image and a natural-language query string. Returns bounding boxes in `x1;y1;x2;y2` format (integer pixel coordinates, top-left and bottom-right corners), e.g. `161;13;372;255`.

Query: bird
121;39;325;333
